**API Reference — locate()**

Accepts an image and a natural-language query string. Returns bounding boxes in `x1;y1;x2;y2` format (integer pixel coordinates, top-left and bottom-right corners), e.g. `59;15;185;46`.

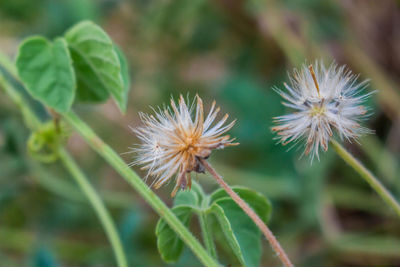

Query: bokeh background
1;0;400;266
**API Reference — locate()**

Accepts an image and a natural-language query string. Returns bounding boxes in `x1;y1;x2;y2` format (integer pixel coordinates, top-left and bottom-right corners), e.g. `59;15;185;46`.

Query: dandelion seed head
272;61;373;160
131;95;238;196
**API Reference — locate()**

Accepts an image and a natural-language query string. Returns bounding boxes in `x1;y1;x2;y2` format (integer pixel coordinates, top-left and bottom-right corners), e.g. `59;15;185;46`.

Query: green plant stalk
198;198;217;259
331;139;400;218
0;75;41;129
30;161;135;209
58;147;128;267
63;111;220;267
0;75;128;267
1;61;218;266
198;214;216;258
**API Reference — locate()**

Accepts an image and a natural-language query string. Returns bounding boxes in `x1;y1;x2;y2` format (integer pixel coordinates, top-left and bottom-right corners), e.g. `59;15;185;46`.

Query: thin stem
58;148;128;267
199;158;293;267
0;75;41;129
1;60;219;266
30;161;135;209
198;202;217;259
0;75;128;267
63;111;220;267
331;139;400;218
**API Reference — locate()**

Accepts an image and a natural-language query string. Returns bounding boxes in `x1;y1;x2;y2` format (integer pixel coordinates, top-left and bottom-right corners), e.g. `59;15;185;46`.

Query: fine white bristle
272;61;373;161
131;95;238;196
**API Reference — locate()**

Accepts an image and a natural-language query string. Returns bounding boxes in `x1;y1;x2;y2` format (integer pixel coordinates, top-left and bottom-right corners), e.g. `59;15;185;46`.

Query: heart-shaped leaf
65;21;126;112
16;37;76;113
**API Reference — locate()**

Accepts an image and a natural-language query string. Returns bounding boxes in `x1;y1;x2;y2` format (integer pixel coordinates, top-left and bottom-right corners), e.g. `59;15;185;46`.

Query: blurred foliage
1;0;400;266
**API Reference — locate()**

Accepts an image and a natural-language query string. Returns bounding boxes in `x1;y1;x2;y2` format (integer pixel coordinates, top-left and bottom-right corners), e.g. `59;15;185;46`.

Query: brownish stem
48;108;61;133
199;158;294;267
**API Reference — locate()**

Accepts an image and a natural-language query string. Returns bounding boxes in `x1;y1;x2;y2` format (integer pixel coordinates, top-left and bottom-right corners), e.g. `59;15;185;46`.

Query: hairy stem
198;205;217;259
63;111;220;267
58;148;128;267
331;139;400;218
199;158;294;267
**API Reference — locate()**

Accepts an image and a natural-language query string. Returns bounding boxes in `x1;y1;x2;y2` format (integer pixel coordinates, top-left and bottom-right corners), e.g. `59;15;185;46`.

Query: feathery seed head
272;61;373;160
132;95;238;196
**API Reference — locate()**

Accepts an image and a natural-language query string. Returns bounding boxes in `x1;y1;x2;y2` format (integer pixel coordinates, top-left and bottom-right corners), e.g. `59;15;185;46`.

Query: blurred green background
0;0;400;266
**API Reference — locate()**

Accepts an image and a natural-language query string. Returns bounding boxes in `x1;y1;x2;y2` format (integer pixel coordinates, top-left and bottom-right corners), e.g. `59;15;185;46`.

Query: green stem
198;198;217;259
30;161;135;209
0;75;41;129
199;214;216;258
58;148;128;267
0;71;128;267
1;60;218;266
63;111;220;267
331;139;400;218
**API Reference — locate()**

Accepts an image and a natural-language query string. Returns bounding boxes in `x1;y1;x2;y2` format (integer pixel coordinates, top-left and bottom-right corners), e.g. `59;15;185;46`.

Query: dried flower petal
132;95;238;196
272;61;373;160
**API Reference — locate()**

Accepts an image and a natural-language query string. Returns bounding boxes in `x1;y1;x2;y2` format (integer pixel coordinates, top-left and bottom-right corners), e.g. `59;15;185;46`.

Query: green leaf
210;187;271;222
212;199;261;267
155;206;193;263
154;182;204;263
174;181;204;208
209;203;246;266
114;45;130;112
209;187;271;267
155;184;272;265
16;37;76;113
65;21;125;112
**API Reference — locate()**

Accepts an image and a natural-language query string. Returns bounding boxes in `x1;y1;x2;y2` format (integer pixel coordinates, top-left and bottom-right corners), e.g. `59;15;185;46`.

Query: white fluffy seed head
272;61;373;160
131;95;238;196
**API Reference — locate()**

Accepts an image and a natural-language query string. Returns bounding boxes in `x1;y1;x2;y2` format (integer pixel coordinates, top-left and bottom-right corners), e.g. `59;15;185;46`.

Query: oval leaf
65;21;125;112
155;206;193;263
16;37;76;113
